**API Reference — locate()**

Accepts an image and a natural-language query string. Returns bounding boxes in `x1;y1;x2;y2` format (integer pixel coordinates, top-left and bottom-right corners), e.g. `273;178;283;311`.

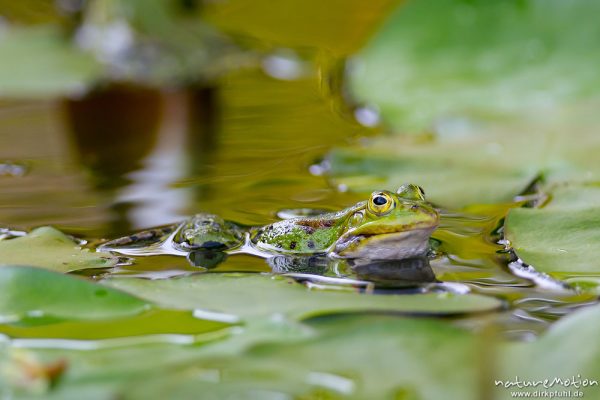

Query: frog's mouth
333;225;437;260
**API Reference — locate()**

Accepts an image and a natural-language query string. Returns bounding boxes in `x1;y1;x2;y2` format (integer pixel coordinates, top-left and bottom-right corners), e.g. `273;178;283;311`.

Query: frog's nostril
410;205;419;211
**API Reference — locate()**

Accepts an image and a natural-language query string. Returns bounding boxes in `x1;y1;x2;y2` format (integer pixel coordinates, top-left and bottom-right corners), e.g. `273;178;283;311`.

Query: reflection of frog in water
101;184;439;274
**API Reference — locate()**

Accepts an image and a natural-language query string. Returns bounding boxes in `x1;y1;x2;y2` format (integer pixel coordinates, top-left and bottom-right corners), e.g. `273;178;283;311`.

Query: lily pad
349;0;600;132
505;184;600;275
327;0;600;208
0;26;101;98
107;273;503;319
13;315;483;400
121;315;483;400
496;302;600;399
0;227;117;272
327;136;536;208
0;266;148;321
0;309;229;341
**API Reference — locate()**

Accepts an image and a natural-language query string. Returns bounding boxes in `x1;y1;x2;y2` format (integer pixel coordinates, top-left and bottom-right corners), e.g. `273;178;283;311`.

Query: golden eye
368;192;394;215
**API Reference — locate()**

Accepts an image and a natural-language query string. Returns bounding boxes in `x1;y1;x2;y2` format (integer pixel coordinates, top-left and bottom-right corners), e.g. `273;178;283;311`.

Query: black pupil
373;196;387;206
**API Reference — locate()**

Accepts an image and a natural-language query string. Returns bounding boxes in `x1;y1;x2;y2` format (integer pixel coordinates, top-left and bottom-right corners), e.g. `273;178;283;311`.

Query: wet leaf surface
107;273;503;319
0;227;117;273
496;301;600;398
6;315;482;400
14;304;600;399
327;0;600;208
0;266;148;321
349;0;600;132
122;316;483;400
0;267;232;341
505;184;600;275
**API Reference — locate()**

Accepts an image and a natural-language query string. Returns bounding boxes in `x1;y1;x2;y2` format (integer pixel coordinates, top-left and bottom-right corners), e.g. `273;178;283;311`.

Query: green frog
100;184;439;261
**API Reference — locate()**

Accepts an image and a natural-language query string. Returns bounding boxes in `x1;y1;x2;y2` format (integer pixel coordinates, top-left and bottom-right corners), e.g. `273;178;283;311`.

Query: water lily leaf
0;26;101;98
327;140;534;208
0;266;148;321
20;315;483;400
0;227;117;272
505;184;600;275
327;0;600;208
350;0;600;132
0;309;229;340
107;273;502;319
496;302;600;399
121;315;483;400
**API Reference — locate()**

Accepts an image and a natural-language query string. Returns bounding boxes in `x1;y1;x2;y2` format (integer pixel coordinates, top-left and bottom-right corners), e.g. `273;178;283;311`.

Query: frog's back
252;209;353;254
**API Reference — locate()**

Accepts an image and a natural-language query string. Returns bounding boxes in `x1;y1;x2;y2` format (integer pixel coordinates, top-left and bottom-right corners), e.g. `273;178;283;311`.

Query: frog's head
333;184;439;259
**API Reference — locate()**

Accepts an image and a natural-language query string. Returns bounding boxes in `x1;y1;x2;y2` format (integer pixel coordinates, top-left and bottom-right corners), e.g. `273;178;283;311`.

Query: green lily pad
327;136;536;208
0;309;229;341
0;26;101;98
0;266;148;321
13;315;483;400
10;300;600;400
0;227;117;272
496;302;600;399
327;0;600;208
107;273;503;319
350;0;600;132
120;315;483;400
505;184;600;275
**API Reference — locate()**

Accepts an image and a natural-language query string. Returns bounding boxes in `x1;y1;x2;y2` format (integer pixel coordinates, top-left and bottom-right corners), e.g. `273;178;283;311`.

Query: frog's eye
368;192;395;215
396;184;426;201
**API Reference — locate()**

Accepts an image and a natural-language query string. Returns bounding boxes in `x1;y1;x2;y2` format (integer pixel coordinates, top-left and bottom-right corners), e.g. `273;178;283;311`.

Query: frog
100;183;439;262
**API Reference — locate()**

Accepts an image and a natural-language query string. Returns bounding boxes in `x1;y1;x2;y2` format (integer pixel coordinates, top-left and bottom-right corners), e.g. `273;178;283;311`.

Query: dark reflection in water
63;85;164;236
63;85;163;191
184;86;221;203
187;250;228;270
187;249;438;290
61;84;224;236
349;257;437;286
265;254;328;275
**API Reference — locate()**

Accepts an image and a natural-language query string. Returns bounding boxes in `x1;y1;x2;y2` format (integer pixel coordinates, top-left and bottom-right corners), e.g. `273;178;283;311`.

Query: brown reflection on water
63;85;163;191
0;0;398;238
0;62;370;239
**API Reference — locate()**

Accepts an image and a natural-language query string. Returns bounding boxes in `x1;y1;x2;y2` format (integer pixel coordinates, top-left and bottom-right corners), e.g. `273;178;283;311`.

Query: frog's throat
332;226;437;260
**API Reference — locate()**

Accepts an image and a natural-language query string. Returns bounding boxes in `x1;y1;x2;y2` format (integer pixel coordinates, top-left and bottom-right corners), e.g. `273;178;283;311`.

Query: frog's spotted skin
252;184;439;259
173;213;244;251
100;213;245;255
101;184;439;261
251;208;355;254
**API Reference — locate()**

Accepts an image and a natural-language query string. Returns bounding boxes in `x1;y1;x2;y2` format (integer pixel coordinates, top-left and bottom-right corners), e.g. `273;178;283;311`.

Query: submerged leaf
0;227;117;272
